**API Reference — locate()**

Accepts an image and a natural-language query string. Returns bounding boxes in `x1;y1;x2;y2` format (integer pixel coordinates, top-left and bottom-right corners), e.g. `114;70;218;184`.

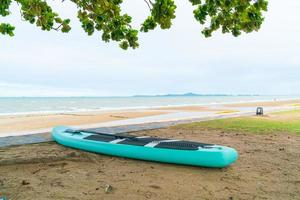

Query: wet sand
1;127;299;200
153;106;223;112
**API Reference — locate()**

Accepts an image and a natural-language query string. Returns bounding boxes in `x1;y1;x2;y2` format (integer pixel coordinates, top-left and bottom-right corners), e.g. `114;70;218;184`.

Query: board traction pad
83;132;213;151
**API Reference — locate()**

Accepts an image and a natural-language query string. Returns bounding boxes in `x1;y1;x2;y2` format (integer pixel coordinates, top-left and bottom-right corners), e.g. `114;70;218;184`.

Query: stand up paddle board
52;126;238;168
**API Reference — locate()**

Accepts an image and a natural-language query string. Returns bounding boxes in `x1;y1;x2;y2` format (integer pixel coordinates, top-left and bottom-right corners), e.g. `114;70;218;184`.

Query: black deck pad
154;141;213;150
82;132;214;150
72;128;214;150
84;134;117;142
65;129;136;139
118;137;164;146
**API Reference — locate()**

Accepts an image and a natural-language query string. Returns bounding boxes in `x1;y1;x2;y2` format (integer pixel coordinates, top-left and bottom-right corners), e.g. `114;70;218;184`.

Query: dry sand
1;127;299;200
0;106;229;135
0;110;167;134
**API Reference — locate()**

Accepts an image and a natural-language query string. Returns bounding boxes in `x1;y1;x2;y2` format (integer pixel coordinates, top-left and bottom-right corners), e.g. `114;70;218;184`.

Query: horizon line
0;94;299;98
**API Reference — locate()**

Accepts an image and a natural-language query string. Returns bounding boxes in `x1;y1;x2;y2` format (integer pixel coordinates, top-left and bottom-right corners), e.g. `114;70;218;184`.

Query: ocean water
0;96;298;116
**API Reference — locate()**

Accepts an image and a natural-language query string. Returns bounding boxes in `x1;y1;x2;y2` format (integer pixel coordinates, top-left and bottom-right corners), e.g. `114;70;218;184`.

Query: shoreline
0;97;300;117
0;98;299;137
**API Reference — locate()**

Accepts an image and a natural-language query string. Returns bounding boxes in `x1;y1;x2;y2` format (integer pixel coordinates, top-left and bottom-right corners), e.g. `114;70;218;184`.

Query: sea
0;95;299;116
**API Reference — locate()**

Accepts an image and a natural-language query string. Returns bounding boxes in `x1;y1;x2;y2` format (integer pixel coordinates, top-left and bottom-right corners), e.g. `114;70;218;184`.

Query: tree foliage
0;0;268;49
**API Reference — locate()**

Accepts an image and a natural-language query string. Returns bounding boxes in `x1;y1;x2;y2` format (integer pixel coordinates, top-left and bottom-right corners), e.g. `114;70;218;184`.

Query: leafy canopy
0;0;268;49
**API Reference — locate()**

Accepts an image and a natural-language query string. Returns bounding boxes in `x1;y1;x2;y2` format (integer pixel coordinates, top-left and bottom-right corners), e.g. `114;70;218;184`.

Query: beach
0;110;167;135
1;110;300;199
0;98;299;136
1;99;300;199
2;0;300;198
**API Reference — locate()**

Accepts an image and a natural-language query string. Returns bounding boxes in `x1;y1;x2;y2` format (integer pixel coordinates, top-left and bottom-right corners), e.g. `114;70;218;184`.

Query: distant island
133;93;260;97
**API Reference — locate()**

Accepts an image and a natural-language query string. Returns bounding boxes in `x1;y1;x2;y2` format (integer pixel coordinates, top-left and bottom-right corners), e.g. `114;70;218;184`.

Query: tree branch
143;0;152;11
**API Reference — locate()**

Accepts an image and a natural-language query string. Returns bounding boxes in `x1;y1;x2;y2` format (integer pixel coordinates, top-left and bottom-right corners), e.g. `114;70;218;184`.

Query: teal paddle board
52;126;238;168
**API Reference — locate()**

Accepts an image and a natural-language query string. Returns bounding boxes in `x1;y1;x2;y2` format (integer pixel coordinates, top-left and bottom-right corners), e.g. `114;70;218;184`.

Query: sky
0;0;299;97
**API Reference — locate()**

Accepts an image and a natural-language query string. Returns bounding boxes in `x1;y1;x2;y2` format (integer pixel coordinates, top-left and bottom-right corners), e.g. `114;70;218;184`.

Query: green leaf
0;23;15;36
1;0;268;50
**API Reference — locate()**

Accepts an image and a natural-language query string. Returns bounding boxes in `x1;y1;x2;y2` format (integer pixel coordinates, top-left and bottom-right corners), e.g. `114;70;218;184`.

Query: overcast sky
0;0;299;96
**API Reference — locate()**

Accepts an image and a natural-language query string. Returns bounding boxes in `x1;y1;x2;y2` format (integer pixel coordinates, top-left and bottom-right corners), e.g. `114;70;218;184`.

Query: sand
1;99;300;136
0;110;167;134
0;100;300;135
153;106;223;112
1;127;299;200
0;107;230;136
1;99;300;199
